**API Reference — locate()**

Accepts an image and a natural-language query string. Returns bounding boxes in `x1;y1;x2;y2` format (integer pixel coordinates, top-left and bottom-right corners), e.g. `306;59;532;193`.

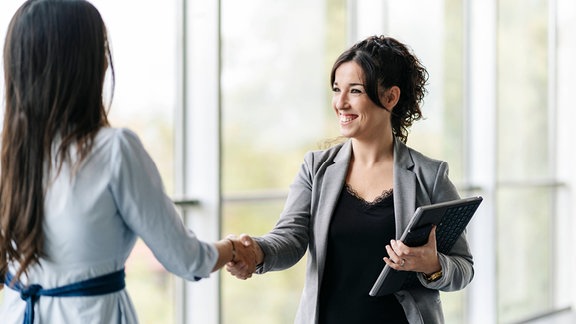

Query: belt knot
20;284;43;303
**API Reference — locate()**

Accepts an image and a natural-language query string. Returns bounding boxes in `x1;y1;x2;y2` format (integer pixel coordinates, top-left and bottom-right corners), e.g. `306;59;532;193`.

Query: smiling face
332;61;393;141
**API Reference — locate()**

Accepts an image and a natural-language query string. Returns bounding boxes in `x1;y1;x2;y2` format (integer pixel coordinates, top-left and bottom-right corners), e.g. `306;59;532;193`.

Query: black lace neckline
345;184;393;206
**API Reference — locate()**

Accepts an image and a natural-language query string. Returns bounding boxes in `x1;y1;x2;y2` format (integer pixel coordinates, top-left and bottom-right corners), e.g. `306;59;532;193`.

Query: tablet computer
369;196;483;297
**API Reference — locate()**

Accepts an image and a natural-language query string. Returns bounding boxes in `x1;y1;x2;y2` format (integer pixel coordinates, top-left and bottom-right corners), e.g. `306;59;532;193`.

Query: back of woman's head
330;35;428;143
4;0;111;140
1;0;113;282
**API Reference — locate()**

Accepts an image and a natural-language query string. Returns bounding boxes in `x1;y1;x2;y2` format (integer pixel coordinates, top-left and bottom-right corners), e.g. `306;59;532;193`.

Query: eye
351;88;363;94
332;86;341;93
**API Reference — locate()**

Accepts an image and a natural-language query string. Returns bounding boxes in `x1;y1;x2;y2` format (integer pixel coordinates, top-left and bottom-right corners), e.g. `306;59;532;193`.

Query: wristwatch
423;269;443;282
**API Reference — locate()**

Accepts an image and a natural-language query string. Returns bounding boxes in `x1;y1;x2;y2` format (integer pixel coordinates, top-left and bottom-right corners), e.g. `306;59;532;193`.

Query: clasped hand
383;225;441;275
226;234;260;280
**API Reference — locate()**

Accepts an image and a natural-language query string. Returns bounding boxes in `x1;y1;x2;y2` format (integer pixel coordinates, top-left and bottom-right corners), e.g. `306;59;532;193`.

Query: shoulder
96;127;145;153
410;147;446;169
396;139;447;170
97;127;141;144
92;127;150;169
396;140;459;202
303;140;349;168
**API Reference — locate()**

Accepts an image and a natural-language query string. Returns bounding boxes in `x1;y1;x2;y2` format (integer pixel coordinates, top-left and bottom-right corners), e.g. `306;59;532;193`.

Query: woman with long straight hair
0;1;249;323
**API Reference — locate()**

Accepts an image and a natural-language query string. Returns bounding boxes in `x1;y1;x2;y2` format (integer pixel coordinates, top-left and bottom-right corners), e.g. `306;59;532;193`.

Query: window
496;0;569;322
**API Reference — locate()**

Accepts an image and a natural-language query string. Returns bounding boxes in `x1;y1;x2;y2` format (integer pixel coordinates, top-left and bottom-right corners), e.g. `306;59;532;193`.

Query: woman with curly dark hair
227;35;474;323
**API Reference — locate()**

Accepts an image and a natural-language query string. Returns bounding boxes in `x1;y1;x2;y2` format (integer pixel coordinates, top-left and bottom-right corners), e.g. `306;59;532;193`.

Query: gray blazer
254;138;474;324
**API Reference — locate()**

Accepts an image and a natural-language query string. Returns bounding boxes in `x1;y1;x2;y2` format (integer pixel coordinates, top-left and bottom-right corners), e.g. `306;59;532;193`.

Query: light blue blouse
0;127;217;323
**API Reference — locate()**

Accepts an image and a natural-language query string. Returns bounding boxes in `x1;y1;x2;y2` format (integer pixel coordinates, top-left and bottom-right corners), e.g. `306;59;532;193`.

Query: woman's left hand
383;225;442;275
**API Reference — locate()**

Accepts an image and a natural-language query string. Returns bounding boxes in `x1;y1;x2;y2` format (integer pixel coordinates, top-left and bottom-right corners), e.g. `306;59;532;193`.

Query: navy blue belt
4;268;126;324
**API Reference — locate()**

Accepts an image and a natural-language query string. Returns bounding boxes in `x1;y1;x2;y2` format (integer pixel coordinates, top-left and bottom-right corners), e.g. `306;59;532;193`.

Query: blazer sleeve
417;161;474;292
253;151;315;273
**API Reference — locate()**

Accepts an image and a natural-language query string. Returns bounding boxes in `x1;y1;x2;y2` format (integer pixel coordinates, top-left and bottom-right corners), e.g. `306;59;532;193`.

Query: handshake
224;234;262;280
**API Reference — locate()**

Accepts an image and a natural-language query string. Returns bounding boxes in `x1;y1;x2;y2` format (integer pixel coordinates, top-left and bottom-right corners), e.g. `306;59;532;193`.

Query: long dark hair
330;35;428;143
1;0;114;283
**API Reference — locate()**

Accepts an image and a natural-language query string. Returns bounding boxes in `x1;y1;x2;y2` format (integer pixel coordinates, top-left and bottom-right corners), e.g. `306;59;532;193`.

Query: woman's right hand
225;234;263;280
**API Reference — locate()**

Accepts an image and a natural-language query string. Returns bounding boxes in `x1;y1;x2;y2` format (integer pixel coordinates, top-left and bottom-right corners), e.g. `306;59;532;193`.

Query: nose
334;92;349;110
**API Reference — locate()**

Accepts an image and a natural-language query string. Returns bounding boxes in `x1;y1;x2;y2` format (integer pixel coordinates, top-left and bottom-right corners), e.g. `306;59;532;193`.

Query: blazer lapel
393;138;417;238
315;140;351;277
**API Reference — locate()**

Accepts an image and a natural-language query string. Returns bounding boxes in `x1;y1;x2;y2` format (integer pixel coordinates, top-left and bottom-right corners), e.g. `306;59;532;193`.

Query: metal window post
175;0;222;323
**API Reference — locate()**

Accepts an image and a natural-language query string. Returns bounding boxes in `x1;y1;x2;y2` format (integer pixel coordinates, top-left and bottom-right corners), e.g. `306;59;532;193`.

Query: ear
380;86;400;111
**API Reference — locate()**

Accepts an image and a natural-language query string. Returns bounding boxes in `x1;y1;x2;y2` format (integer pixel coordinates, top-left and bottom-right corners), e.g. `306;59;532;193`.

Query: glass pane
497;0;550;181
496;187;553;323
496;0;553;322
221;0;347;322
221;0;346;194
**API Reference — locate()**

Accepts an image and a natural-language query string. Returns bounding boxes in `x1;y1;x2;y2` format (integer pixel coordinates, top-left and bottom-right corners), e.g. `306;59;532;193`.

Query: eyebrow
333;82;365;87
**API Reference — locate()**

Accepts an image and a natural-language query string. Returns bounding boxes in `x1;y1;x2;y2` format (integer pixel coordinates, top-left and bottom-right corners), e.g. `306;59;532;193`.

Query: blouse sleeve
108;128;217;280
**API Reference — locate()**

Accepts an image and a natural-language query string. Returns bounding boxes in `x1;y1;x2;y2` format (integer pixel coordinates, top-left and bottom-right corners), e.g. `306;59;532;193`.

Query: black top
318;185;408;324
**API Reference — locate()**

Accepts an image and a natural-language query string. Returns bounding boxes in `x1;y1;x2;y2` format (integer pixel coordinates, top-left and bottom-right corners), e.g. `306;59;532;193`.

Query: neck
350;136;394;166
